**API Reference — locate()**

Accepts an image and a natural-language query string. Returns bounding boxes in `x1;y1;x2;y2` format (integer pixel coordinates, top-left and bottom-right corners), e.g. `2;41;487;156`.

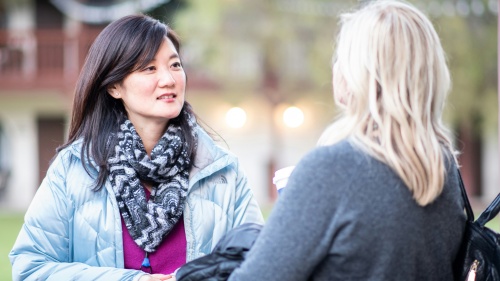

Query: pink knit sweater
121;188;187;274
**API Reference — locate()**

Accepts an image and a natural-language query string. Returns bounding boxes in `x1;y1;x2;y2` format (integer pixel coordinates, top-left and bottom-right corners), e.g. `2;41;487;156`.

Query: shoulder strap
476;192;500;226
457;168;500;226
457;168;474;223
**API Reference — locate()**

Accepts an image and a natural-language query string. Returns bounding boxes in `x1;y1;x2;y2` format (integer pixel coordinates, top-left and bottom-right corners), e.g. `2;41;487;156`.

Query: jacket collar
188;126;236;187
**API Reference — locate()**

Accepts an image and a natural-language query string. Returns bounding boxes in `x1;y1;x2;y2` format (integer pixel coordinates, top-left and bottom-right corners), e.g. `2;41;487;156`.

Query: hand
139;274;174;281
164;275;176;281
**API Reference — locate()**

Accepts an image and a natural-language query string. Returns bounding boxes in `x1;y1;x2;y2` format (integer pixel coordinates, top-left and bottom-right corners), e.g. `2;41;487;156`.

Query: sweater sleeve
229;146;345;281
9;152;146;281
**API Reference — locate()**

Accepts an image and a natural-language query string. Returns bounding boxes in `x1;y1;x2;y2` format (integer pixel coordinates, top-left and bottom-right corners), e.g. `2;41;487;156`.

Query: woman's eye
143;66;156;71
171;62;182;69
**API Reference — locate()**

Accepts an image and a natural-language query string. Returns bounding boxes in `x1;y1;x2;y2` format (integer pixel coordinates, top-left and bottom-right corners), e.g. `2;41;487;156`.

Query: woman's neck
134;122;168;156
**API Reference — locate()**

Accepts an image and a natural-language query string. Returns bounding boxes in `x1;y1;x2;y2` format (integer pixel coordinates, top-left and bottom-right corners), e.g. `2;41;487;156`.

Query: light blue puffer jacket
9;127;264;281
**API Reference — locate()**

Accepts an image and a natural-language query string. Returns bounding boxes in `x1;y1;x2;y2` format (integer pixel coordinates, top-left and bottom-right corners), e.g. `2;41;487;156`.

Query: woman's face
109;37;186;128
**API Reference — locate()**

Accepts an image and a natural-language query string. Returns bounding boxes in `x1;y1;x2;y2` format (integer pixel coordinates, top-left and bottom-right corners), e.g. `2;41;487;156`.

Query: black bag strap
476;192;500;226
457;168;500;226
457;168;475;223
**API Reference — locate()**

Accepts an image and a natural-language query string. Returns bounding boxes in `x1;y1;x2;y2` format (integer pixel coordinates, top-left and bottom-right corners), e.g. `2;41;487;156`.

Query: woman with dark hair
9;14;263;281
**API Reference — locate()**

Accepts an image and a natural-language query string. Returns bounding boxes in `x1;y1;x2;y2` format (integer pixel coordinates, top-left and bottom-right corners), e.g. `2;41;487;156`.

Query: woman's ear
107;85;121;99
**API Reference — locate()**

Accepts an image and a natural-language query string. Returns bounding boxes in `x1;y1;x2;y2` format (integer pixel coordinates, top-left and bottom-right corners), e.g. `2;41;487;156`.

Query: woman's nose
159;69;175;87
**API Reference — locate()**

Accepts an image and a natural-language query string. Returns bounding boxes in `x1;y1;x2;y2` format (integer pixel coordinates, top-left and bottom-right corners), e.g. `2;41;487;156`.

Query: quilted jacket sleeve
8;151;147;281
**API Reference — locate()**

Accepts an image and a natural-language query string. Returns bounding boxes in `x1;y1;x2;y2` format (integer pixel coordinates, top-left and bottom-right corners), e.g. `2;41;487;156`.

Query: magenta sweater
122;188;187;274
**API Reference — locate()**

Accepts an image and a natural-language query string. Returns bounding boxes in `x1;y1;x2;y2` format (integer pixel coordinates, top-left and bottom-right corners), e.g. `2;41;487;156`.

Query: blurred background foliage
171;0;498;137
436;9;498;137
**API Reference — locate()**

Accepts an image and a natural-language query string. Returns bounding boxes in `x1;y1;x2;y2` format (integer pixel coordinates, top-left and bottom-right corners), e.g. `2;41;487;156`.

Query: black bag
176;223;263;281
453;169;500;281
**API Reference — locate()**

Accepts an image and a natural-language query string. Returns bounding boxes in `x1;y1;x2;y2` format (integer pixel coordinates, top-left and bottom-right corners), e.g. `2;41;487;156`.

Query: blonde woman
228;1;465;280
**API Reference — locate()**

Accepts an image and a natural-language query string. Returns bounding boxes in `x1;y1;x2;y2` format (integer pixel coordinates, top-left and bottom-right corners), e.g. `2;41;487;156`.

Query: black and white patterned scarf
108;116;197;253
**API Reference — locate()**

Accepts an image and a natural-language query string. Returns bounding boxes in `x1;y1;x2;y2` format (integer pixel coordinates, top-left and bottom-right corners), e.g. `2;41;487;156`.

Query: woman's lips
157;94;176;100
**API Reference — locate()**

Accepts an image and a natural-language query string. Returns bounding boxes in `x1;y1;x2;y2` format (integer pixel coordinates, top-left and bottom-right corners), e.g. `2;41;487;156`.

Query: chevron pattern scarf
108;118;196;253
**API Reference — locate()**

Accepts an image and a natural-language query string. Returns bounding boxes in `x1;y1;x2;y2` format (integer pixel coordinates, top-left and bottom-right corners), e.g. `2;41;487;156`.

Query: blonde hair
318;0;457;206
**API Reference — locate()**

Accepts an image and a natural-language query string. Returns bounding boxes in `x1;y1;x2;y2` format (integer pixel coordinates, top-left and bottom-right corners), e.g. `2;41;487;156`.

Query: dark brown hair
58;14;197;190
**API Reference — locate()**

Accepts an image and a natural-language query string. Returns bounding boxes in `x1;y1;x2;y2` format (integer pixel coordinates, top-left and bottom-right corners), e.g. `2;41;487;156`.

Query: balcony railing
0;29;101;92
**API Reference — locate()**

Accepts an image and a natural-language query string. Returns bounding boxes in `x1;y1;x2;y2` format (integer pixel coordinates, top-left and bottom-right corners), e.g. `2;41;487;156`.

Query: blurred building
0;0;81;210
0;0;497;212
0;0;313;211
0;0;196;210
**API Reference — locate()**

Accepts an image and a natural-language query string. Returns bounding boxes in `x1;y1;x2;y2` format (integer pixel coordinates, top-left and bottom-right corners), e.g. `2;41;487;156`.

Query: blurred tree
174;0;497;130
174;0;358;107
432;7;497;196
172;0;498;197
147;0;187;26
435;11;498;136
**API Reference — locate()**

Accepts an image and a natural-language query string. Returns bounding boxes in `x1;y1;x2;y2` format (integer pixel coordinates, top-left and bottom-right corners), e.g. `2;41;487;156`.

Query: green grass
0;212;24;281
0;210;497;281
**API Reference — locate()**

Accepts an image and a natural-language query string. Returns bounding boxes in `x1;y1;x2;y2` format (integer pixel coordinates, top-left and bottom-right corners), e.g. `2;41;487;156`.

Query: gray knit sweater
229;140;466;281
